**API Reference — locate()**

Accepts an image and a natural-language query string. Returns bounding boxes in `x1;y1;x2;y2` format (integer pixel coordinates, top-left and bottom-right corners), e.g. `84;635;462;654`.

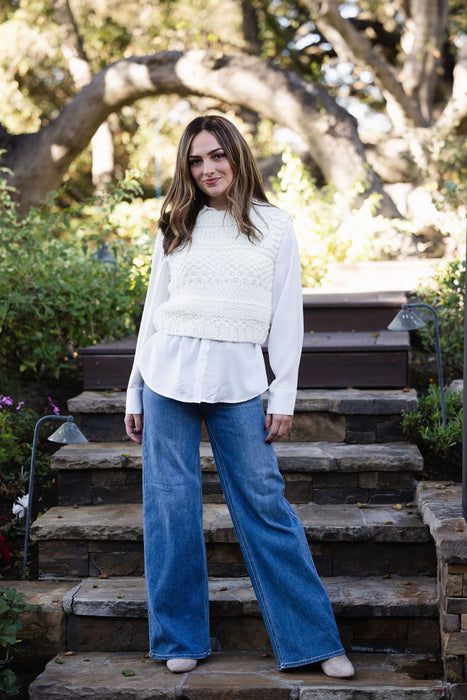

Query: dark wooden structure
302;291;408;332
80;292;410;390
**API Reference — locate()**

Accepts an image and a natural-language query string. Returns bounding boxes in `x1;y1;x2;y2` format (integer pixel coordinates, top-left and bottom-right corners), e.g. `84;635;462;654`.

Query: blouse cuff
267;387;297;416
125;387;143;415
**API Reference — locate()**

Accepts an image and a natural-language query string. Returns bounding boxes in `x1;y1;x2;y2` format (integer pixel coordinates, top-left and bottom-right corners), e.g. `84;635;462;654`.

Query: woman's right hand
125;414;143;444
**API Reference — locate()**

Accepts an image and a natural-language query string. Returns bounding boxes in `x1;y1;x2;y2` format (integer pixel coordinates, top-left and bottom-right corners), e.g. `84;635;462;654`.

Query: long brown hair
159;115;269;254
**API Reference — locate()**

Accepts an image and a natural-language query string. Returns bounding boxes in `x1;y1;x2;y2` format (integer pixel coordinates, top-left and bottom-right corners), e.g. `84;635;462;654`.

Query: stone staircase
27;388;449;698
79;291;411;391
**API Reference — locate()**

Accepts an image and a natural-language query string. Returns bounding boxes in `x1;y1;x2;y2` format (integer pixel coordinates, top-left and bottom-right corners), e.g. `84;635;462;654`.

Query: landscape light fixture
22;415;88;579
91;243;117;264
387;302;446;426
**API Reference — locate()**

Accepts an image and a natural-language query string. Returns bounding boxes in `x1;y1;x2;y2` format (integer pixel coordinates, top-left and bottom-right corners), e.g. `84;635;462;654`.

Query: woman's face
188;130;234;210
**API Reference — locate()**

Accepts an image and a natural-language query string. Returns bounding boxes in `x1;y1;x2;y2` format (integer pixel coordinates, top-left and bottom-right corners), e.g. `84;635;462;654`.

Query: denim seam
149;650;212;661
207;426;284;667
278;647;345;670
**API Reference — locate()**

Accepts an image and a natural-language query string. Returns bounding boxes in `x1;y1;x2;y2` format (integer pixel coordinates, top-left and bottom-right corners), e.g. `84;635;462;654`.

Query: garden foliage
414;256;465;379
0;395;61;577
0;586;37;697
402;384;463;480
401;256;464;479
270;150;417;287
0;169;153;382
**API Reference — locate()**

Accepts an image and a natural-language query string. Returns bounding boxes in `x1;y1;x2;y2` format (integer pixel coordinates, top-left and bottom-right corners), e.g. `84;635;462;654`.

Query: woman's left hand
264;413;293;443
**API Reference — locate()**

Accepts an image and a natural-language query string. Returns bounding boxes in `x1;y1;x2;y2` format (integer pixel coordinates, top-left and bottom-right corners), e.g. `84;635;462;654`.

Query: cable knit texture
154;203;290;344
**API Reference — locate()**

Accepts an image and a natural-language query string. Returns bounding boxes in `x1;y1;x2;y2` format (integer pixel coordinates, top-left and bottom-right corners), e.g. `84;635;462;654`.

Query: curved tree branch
2;49;400;217
303;0;426;129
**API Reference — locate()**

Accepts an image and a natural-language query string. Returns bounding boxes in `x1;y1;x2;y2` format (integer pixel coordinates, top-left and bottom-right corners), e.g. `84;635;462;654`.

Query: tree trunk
436;38;467;135
1;49;402;218
241;0;262;56
53;0;115;193
306;0;426;130
399;0;449;123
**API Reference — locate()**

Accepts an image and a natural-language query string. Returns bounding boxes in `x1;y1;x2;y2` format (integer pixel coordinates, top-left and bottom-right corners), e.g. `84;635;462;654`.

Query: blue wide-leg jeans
142;385;344;670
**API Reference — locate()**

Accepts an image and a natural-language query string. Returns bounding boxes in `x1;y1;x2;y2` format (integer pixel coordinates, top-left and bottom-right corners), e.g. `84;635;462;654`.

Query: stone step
52;440;423;507
67;388;418;443
30;502;436;580
28;650;446;700
302;290;408;333
64;575;439;655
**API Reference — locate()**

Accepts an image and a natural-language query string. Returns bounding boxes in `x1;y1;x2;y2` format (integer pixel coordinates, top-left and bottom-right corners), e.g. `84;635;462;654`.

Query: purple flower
0;395;13;406
47;396;60;415
16;401;24;411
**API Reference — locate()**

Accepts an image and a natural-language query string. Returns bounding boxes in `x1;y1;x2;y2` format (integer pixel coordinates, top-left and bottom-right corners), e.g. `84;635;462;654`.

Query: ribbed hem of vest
154;321;269;346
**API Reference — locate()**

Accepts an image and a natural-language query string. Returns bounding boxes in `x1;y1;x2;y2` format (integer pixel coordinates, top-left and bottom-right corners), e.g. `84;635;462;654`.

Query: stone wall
417;481;467;700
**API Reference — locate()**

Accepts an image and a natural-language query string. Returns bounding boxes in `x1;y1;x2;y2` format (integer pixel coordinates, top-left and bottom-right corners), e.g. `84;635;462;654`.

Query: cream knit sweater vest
154;203;290;344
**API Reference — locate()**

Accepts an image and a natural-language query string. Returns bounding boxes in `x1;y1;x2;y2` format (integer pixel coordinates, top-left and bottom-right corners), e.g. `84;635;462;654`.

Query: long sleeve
125;233;169;415
266;219;304;416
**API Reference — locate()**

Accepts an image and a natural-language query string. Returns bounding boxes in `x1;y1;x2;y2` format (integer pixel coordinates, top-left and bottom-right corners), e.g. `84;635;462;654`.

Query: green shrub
0;668;19;698
0;170;152;382
414;256;465;381
0;395;59;577
0;586;37;698
402;384;463;480
269;150;418;286
0;398;47;482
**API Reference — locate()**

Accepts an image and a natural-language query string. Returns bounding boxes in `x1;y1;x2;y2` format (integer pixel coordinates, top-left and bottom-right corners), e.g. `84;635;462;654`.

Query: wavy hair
159;115;269;254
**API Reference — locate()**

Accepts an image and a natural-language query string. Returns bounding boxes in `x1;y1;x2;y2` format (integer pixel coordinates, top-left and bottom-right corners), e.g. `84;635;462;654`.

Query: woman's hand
264;413;293;443
125;414;143;444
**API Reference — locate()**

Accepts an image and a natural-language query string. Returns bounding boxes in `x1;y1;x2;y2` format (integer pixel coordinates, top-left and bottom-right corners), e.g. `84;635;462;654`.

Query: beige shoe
321;654;355;678
166;658;198;673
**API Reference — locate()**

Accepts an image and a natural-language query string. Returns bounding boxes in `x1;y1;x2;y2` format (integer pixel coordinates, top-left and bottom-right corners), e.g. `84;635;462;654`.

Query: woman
125;115;354;678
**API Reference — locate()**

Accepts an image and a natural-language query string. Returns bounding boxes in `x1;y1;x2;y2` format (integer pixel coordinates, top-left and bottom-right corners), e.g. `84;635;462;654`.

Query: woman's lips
203;178;220;185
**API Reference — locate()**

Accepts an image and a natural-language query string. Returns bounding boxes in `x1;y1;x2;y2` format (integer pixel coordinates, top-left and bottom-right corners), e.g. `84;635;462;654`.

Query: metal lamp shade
387;308;426;331
48;419;88;444
92;243;117;264
388;300;446;426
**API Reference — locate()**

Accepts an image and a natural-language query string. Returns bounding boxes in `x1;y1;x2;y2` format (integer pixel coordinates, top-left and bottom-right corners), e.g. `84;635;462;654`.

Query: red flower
0;535;11;565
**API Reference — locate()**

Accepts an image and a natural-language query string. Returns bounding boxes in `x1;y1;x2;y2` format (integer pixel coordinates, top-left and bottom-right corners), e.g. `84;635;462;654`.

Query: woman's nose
203;159;214;174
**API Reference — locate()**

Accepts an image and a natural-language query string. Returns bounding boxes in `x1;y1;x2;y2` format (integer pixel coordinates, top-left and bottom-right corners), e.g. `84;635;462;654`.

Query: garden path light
22;415;87;578
91;243;117;264
387;302;446;426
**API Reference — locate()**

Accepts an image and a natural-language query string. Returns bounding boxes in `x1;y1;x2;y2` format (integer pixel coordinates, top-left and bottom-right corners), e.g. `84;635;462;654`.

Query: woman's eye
189;159;201;167
214;153;226;159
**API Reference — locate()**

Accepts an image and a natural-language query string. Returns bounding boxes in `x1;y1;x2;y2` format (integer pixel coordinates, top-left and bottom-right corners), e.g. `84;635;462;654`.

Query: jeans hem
277;647;346;671
149;650;211;661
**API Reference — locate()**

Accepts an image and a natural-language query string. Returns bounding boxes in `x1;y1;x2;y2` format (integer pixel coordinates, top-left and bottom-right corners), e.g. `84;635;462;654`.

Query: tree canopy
0;0;466;255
